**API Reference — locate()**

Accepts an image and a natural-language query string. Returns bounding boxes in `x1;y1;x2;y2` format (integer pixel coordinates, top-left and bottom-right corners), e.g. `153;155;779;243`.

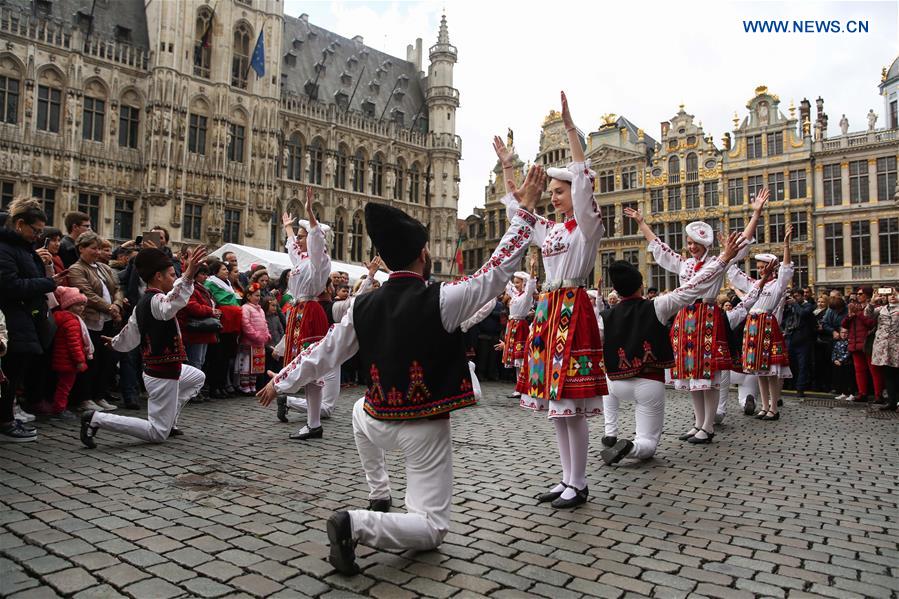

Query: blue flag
250;30;265;77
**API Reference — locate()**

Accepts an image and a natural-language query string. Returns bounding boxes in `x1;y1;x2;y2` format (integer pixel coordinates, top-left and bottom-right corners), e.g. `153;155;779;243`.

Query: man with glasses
59;211;91;268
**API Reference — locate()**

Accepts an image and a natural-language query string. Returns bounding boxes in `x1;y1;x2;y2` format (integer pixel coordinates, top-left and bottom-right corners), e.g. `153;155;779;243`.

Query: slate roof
1;0;150;49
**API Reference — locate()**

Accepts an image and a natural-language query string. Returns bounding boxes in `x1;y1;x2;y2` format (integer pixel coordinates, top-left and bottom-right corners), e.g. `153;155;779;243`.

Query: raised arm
772;225;795;298
561;92;603;241
726;260;775;327
624;207;657;244
440;166;543;332
561;92;585;163
151;246;206;321
492;136;517;196
742;187;769;243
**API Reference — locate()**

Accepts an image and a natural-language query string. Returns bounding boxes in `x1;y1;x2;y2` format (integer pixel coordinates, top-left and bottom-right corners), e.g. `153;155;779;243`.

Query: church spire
438;14;450;44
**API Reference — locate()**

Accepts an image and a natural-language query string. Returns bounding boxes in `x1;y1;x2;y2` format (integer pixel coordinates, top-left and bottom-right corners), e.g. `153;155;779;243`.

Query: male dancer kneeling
80;246;207;448
257;166;544;574
599;232;745;464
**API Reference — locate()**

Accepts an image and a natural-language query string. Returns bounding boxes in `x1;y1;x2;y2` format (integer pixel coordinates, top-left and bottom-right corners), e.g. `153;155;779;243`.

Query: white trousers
602;377;665;460
717;370;760;415
92;365;205;443
348;397;452;551
286;368;340;416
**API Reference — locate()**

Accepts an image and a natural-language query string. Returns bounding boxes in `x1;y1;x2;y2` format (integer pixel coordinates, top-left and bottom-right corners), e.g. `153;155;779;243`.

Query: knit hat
685;221;714;247
135;248;173;283
54;286;87;310
364;202;429;270
609;260;643;297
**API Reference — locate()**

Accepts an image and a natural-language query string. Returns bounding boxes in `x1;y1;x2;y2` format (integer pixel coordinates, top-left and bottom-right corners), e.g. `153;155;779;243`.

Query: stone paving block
43;567;98;595
22;554;71;575
284;574;331;596
147;561;196;583
123;578;184;599
72;584;128;599
69;551;120;570
182;577;236;598
195;559;246;582
95;562;151;587
8;587;63;599
230;573;285;597
166;546;215;567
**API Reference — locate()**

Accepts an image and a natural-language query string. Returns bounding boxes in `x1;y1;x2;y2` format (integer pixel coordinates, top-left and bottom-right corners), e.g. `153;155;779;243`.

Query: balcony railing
685;170;699;182
668;172;680;184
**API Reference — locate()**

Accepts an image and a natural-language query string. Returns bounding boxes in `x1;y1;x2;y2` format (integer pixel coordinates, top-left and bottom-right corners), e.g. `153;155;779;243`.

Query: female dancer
625;188;766;443
728;226;794;420
502;255;537;398
279;187;333;440
501;92;607;509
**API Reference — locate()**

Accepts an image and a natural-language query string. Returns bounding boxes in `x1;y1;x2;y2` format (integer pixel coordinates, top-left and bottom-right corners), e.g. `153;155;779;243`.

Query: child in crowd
832;327;854;401
238;283;270;394
50;287;93;419
262;296;285;386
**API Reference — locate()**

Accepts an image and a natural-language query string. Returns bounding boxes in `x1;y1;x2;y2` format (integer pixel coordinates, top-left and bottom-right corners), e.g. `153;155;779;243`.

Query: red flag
455;246;464;273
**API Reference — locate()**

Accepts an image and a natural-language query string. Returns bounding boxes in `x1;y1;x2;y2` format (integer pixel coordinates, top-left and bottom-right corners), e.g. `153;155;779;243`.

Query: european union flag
250;30;265;77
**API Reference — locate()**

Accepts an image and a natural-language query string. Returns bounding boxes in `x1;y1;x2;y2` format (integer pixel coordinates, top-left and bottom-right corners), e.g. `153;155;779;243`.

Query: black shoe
678;428;699;441
368;497;392;512
289;425;323;440
687;428;714;444
535;483;567;503
168;427;183;438
80;410;98;449
277;395;289;423
601;435;617;448
743;395;756;415
777;398;784;407
551;485;588;509
326;511;359;575
601;439;634;465
762;411;780;421
879;404;898;411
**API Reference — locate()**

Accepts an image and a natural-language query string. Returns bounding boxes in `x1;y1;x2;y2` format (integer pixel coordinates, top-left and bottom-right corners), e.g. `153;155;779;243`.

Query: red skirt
283;300;329;366
502;318;529;367
669;302;732;380
516;287;607;400
742;313;790;373
219;305;243;335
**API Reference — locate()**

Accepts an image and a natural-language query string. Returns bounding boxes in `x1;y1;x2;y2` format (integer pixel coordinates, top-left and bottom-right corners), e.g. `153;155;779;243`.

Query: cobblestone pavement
2;383;898;599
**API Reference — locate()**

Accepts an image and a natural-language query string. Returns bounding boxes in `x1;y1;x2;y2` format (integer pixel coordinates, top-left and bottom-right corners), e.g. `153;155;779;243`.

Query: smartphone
878;287;894;296
141;230;162;247
43;238;51;249
135;235;143;245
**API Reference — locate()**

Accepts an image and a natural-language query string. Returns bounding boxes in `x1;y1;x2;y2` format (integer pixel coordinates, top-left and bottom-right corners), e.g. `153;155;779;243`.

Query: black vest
136;289;186;379
352;274;475;420
600;298;674;380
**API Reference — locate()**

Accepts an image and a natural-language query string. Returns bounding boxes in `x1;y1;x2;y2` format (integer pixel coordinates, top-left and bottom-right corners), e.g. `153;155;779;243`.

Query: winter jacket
783;300;816;345
266;312;285;348
51;310;89;373
871;303;899;368
822;306;848;335
67;259;123;330
51;254;67;286
842;304;876;353
240;302;270;347
0;227;56;354
204;278;241;306
177;283;219;345
831;339;849;363
118;256;145;315
58;235;78;268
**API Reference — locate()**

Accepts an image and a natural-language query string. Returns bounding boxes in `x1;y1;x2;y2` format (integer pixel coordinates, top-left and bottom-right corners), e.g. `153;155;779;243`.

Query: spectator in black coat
783;289;816;396
58;211;91;268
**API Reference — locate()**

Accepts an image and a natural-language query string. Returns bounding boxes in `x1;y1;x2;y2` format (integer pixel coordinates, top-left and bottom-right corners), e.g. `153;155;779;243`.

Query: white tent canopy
209;243;388;285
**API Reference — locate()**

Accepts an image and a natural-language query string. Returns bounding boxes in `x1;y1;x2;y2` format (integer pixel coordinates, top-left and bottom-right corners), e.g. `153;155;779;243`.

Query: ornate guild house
0;0;461;276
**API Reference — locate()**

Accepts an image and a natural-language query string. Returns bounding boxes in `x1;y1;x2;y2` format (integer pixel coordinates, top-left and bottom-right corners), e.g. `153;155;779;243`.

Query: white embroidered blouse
286;224;331;301
649;237;753;302
727;262;795;323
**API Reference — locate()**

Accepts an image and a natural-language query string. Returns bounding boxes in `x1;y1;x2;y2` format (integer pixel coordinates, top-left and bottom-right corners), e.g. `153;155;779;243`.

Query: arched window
334;210;346;260
668;155;680;183
193;7;213;78
231;23;251;89
394;159;406;201
308;139;323;185
352;149;366;193
622;166;637;190
350;211;363;262
0;58;22;125
118;89;141;149
36;66;64;133
371;154;384;196
188;97;210;155
409;163;421;203
685;153;698;181
286;133;302;180
82;79;107;142
335;145;347;189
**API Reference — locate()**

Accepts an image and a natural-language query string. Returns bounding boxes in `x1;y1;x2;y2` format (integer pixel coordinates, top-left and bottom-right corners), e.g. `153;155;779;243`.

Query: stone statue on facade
867;109;878;132
385;168;395;194
814;120;823;141
757;101;769;126
839;114;849;135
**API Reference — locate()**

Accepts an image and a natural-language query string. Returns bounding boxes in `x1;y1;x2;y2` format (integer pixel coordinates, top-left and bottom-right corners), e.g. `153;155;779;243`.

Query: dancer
501;255;537;399
719;293;761;418
625;189;766;444
277;188;334;440
257;164;543;574
80;246;207;447
599;231;750;464
728;226;794;420
503;93;607;509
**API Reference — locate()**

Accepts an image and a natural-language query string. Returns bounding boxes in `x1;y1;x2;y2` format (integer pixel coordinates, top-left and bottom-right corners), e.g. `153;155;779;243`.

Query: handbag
186;317;222;332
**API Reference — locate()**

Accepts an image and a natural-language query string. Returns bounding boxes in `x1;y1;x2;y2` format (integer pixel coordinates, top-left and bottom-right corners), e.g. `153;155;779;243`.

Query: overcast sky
283;0;898;218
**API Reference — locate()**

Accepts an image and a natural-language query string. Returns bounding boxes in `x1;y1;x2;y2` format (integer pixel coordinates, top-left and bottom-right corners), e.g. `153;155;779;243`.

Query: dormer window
397;74;409;89
334;90;349;111
391;109;404;127
114;25;131;42
292;37;303;50
368;80;380;93
75;10;92;31
35;0;52;18
283;52;296;67
346;55;358;68
340;71;352;86
304;80;319;100
314;61;326;74
361;99;375;118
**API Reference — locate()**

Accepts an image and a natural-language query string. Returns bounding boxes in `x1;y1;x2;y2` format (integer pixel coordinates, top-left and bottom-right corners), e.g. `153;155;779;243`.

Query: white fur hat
586;289;599;300
546;160;596;182
754;253;778;263
297;219;333;246
513;271;530;281
685;221;714;247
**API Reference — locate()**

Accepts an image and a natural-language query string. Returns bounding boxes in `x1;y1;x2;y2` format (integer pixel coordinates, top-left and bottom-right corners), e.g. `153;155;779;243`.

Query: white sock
690;391;705;430
565;415;589;491
552;418;571;489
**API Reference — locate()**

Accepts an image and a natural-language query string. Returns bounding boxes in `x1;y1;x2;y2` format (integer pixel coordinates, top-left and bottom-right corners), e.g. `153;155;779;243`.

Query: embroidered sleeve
773;261;794;298
273;306;359;394
110;309;141;352
726;261;755;294
306;224;332;295
648;237;684;275
501;193;549;247
569;161;604;242
653;257;727;323
725;285;761;328
151;276;194;321
286;234;303;267
439;210;535;333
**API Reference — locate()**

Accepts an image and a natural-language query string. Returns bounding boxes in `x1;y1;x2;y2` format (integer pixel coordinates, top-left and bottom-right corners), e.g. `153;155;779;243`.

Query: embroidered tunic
287;224;331;301
272;209;538;420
